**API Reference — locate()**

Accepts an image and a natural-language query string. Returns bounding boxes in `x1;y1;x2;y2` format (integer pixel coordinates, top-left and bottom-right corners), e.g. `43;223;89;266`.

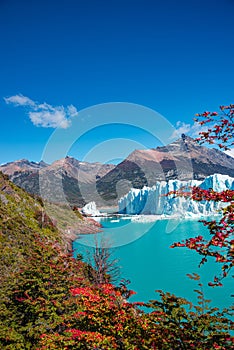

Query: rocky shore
63;216;103;252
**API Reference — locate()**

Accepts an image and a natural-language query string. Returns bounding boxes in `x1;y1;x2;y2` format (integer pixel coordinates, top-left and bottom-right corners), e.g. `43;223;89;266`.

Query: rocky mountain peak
38;160;48;168
155;135;198;152
96;136;234;203
1;137;234;207
0;158;47;176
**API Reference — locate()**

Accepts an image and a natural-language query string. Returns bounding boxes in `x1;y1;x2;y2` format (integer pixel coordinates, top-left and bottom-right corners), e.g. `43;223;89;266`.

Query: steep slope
0;172;98;348
0;171;64;285
0;172;101;249
96;136;234;203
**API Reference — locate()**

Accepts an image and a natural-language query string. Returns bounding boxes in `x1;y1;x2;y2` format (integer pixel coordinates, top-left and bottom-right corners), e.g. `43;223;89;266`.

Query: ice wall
118;174;234;218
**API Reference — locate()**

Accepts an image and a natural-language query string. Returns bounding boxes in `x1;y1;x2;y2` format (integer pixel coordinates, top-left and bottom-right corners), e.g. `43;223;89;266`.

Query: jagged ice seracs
118;174;234;218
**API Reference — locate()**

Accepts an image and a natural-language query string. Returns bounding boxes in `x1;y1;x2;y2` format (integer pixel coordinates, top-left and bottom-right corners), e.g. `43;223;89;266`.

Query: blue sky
1;0;234;164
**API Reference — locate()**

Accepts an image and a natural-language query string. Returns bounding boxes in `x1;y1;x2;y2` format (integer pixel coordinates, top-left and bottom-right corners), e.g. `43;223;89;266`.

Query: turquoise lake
73;217;233;311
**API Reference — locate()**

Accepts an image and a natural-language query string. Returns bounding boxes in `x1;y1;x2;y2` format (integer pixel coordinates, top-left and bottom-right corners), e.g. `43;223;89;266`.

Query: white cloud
171;121;201;139
29;109;71;129
4;94;78;129
224;148;234;158
67;104;79;118
171;121;209;140
4;94;36;107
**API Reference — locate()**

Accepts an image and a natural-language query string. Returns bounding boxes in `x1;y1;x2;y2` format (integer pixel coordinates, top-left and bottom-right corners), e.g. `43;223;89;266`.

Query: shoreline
68;211;221;251
86;212;221;223
63;217;103;252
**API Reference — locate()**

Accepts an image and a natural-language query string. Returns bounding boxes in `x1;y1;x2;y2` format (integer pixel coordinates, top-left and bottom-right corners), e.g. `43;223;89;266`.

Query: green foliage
0;171;233;349
0;236;87;349
145;274;233;349
72;206;84;220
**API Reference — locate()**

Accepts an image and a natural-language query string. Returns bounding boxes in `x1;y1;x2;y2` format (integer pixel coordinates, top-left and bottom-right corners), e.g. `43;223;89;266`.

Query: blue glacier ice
82;201;101;216
118;174;234;218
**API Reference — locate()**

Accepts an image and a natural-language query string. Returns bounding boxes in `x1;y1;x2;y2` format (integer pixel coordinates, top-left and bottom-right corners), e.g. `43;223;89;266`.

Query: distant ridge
0;158;48;175
0;157;115;207
1;136;234;206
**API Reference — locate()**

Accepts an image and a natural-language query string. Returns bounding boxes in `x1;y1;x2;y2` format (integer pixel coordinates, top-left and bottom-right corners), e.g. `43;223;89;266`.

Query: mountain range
96;136;234;203
1;135;234;207
1;157;115;207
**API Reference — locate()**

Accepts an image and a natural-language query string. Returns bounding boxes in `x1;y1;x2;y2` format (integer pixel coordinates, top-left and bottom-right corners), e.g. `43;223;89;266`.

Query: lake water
73;217;233;311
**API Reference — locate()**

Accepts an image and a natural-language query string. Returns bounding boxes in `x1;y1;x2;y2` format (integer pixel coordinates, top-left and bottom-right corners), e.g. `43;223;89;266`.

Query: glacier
118;174;234;218
81;201;101;216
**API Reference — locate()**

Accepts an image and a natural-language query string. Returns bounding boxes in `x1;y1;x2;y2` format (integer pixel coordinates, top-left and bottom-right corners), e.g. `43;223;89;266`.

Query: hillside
0;172;101;250
0;172;101;348
0;171;233;349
